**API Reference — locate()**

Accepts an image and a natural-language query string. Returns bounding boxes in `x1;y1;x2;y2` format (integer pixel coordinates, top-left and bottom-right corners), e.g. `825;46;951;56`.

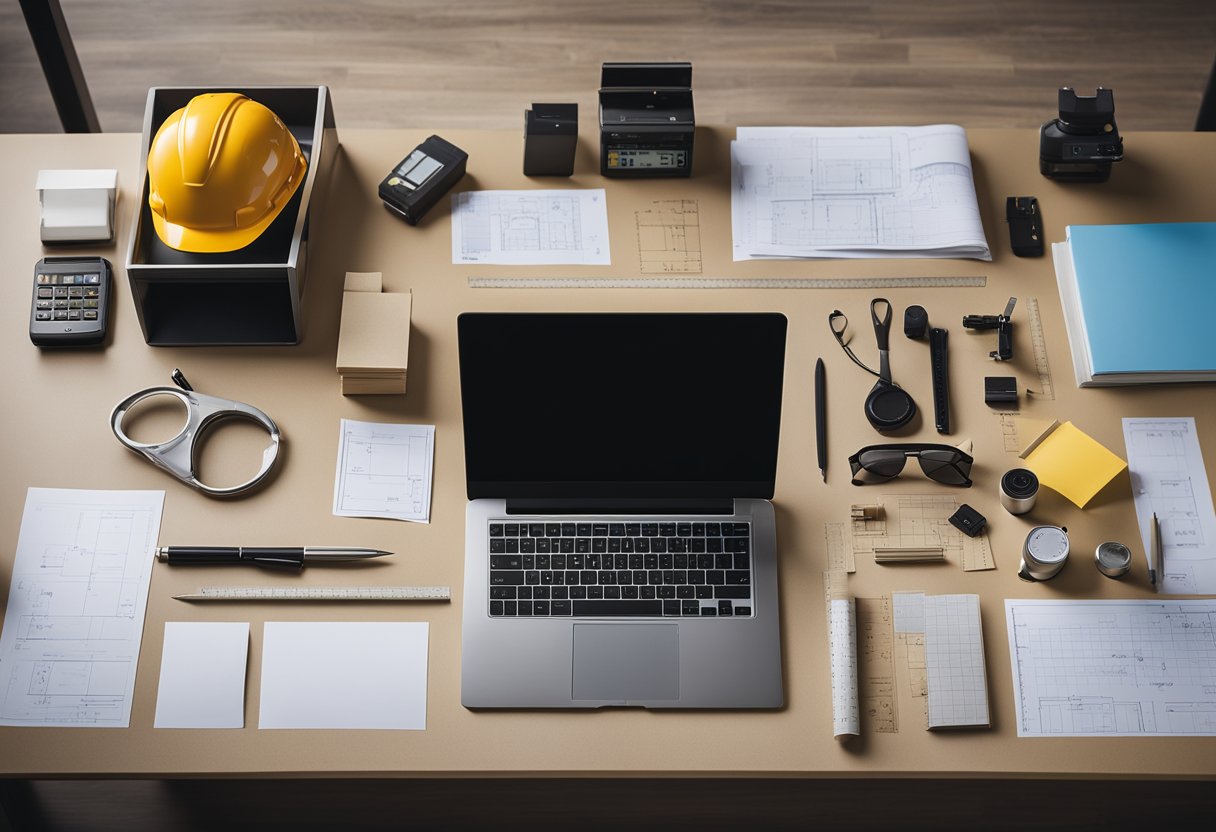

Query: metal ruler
174;585;451;602
824;522;856;573
1025;297;1055;400
468;275;987;290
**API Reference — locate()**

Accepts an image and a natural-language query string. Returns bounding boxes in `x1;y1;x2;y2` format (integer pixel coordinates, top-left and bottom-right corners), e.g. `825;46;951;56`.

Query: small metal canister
1095;541;1132;578
1000;468;1039;515
1020;525;1070;581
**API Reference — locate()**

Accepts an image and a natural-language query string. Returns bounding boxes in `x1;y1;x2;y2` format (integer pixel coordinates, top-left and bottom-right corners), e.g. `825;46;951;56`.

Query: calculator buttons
37;287;53;299
83;310;98;320
35;311;52;321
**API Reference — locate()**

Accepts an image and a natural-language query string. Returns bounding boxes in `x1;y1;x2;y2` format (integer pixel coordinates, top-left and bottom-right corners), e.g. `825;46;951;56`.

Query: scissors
110;369;282;497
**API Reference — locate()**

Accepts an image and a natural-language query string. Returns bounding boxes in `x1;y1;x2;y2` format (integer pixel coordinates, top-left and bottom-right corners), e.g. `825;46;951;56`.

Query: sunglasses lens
918;450;971;485
855;449;907;482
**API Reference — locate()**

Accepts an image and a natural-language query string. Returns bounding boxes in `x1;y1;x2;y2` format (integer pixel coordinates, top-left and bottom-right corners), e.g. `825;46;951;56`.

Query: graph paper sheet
924;594;990;729
1005;599;1216;737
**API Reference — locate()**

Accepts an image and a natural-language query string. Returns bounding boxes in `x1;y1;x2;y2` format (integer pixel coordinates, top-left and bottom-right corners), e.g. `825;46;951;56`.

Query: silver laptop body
458;313;787;709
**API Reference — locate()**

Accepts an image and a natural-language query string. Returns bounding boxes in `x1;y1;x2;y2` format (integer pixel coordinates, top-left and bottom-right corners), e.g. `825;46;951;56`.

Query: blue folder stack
1052;222;1216;386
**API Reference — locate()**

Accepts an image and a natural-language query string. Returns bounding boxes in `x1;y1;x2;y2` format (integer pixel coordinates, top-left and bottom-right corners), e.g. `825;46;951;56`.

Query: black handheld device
378;135;469;225
30;256;111;348
1006;197;1044;257
963;297;1016;361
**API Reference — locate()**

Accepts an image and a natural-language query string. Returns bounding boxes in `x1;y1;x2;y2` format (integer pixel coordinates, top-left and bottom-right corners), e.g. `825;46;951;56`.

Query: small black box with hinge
524;103;578;177
378;135;468;225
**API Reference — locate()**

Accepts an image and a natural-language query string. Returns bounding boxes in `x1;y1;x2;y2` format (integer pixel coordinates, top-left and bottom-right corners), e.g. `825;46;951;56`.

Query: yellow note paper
1021;421;1127;508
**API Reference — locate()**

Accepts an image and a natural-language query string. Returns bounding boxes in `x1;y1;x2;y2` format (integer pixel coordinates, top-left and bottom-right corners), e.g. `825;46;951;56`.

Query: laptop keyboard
487;520;753;618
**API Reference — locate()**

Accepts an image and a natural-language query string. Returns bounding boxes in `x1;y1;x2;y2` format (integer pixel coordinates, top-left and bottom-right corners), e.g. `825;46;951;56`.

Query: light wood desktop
0;127;1214;780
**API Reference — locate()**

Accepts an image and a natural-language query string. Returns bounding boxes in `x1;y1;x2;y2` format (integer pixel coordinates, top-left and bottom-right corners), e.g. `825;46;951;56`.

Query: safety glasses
848;443;974;486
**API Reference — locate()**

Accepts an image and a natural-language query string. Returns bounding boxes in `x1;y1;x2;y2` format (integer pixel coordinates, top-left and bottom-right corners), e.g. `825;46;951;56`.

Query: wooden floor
3;0;1215;133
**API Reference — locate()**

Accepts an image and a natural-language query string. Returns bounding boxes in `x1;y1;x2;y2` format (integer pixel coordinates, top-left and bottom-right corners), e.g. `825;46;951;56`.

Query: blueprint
452;189;611;265
730;125;990;260
636;199;702;274
850;494;994;572
1122;417;1216;594
0;488;165;727
1006;599;1216;737
333;419;435;523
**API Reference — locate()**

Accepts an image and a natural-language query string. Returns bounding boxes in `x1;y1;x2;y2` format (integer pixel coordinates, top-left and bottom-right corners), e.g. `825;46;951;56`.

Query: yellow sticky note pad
1021;421;1127;508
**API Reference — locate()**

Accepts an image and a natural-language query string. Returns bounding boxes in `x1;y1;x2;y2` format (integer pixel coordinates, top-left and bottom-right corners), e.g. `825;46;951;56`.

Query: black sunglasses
848;443;974;486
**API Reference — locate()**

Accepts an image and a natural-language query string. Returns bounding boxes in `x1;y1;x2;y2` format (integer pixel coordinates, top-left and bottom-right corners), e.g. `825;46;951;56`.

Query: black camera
1039;87;1124;182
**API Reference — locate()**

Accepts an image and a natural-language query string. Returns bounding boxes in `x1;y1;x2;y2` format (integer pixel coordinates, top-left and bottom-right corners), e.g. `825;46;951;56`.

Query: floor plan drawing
730;125;990;260
850;494;994;571
636;199;702;274
1123;417;1216;594
1005;599;1216;737
0;488;164;727
452;189;611;265
334;419;435;523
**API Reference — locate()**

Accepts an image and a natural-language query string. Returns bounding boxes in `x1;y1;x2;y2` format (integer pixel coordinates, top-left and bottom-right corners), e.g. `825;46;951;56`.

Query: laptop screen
458;313;787;499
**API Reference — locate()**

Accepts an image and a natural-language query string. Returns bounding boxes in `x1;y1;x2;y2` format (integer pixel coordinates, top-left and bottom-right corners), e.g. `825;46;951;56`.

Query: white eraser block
36;169;117;242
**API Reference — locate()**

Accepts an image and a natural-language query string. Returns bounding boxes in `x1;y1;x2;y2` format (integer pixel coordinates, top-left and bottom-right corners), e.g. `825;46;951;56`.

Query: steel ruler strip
1025;296;1055;400
174;585;451;601
468;275;987;290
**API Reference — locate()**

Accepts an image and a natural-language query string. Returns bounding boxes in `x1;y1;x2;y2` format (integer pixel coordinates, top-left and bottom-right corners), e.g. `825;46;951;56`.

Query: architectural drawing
452;189;610;265
334;419;435;522
730;125;990;259
1006;599;1216;737
850;494;994;571
1123;417;1216;594
0;489;164;727
636;199;702;274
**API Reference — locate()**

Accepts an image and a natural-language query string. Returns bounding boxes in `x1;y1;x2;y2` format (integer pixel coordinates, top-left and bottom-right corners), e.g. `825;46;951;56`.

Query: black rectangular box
524;103;577;176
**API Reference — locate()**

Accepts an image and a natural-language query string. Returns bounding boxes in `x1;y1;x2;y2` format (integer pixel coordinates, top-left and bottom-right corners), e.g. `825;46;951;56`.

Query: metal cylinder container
1019;525;1069;581
1000;468;1039;515
1095;541;1132;578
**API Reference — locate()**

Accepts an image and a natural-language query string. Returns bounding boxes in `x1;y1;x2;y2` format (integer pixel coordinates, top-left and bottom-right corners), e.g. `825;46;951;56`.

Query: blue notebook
1064;222;1216;382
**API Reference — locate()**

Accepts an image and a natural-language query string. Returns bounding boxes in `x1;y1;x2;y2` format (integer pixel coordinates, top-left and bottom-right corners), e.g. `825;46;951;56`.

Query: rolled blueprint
825;569;860;738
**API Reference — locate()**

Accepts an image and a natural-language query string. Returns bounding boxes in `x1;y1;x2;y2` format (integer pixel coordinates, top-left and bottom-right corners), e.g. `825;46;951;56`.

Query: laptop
458;312;787;708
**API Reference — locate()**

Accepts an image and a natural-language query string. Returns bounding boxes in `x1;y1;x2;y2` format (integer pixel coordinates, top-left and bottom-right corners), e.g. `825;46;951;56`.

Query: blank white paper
154;622;249;729
259;622;428;730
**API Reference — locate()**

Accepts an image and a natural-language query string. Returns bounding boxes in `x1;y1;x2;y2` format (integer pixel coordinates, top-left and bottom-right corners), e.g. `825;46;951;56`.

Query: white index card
154;622;249;729
258;621;429;730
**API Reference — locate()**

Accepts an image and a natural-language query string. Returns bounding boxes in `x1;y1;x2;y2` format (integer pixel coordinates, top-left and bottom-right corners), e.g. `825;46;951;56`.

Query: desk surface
1;126;1214;779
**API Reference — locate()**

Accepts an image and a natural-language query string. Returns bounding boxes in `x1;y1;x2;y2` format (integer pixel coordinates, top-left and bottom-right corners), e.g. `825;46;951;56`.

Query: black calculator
30;256;111;347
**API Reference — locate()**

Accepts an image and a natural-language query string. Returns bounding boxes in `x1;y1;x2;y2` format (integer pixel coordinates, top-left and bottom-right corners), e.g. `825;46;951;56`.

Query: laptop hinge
504;497;734;516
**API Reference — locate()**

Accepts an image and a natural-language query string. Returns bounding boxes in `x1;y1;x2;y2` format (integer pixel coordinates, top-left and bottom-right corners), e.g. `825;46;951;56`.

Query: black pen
815;357;827;482
155;547;392;571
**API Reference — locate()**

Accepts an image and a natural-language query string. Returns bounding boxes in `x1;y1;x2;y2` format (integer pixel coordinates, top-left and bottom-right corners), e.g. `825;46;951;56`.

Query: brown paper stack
336;272;411;395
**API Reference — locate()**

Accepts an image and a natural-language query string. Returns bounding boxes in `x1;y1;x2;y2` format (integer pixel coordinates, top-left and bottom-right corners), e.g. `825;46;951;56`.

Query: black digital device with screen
457;313;787;500
378;135;468;225
30;256;111;347
599;62;695;178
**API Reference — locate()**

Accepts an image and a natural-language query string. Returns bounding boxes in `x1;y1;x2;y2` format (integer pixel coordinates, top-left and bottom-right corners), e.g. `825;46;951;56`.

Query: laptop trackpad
572;623;679;702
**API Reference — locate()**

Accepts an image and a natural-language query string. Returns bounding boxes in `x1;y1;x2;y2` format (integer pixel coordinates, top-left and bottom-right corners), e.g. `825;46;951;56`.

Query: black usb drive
1006;196;1044;257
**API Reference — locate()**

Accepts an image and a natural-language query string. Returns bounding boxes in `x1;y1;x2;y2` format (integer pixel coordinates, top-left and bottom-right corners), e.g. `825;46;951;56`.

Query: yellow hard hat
147;92;307;253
